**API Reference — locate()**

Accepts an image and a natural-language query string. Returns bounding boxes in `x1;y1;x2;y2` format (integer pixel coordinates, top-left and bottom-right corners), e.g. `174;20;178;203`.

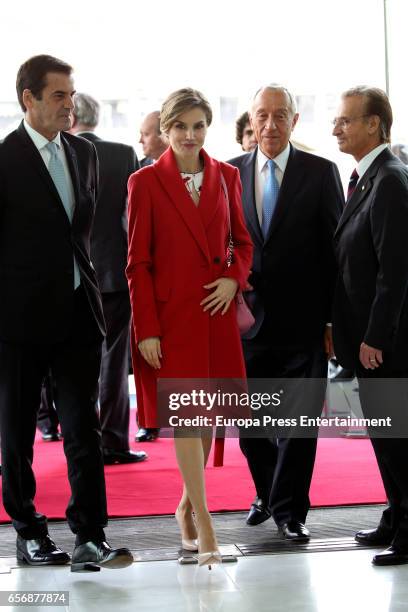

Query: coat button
213;257;221;264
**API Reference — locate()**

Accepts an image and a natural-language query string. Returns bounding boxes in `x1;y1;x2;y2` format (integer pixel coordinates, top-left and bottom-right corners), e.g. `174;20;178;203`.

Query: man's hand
138;337;162;369
324;325;334;359
201;277;238;315
359;342;383;370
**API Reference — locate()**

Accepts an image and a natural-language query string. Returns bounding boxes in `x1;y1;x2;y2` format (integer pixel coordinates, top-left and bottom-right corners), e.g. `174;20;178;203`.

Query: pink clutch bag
235;290;255;335
220;173;255;336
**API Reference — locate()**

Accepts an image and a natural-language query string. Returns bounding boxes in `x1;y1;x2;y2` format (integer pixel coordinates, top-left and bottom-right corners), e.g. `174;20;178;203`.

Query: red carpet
0;433;385;522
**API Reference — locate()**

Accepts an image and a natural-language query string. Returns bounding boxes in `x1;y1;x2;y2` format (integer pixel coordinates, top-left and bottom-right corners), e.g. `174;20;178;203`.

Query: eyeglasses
331;114;370;128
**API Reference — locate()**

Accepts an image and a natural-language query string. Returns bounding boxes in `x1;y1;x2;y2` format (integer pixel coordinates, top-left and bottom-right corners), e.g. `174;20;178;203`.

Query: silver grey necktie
45;141;80;288
46;141;73;222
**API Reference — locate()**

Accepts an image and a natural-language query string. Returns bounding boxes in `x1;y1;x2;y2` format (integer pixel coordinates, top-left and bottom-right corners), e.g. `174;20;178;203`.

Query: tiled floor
1;547;408;612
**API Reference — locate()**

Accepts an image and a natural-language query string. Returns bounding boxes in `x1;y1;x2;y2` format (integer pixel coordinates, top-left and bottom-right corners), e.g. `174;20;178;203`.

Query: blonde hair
160;88;212;133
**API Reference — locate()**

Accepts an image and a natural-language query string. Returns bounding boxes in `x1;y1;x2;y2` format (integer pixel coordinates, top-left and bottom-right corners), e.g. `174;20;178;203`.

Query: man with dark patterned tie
0;54;133;571
332;86;408;566
229;84;344;540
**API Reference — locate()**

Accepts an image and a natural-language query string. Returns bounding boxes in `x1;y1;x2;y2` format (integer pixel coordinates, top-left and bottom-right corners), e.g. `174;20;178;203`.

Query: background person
36;373;61;441
391;143;408;165
126;88;252;567
71;93;146;466
138;110;168;167
135;111;167;442
235;111;257;152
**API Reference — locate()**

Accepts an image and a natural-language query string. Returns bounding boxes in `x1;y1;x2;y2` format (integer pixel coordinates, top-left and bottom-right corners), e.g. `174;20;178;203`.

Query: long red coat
126;147;253;427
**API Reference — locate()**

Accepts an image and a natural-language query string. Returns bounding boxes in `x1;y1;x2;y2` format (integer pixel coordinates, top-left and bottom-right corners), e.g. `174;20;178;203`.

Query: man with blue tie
229;85;344;540
0;55;133;571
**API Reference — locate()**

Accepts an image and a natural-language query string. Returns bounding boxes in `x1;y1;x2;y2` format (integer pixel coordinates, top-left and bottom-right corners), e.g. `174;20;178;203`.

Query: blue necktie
262;159;279;238
46;141;80;288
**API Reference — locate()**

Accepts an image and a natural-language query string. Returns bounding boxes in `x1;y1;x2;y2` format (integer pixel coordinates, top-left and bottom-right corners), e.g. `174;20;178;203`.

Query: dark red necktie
347;168;359;201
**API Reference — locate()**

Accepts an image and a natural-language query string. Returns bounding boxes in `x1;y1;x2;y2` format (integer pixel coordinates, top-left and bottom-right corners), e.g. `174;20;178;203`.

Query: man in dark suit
71;93;147;465
132;112;166;441
229;85;343;540
332;86;408;565
0;55;133;570
37;373;61;441
134;108;167;442
138;110;168;169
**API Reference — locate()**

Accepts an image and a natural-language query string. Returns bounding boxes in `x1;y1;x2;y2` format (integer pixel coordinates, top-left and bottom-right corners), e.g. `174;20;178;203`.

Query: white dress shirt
255;143;291;226
356;143;388;182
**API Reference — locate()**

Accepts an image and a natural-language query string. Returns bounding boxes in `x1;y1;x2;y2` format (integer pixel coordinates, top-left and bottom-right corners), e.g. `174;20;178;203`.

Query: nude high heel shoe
195;516;221;569
197;551;222;570
175;509;198;552
182;538;199;552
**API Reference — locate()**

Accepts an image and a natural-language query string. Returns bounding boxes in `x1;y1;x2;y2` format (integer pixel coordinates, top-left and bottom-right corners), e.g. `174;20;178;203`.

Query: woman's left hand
201;277;239;315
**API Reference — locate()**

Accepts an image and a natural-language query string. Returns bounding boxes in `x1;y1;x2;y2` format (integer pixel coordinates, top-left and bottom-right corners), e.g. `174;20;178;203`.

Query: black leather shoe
246;497;271;526
279;521;310;541
103;448;147;465
355;527;394;546
135;428;160;442
71;541;134;572
372;545;408;566
16;534;70;566
40;427;62;442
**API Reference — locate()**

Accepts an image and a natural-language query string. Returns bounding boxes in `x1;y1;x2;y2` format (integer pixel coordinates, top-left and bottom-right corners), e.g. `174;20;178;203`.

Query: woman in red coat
127;88;252;567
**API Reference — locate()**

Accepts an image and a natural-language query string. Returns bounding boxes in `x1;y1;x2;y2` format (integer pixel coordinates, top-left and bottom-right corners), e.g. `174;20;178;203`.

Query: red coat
126;147;253;427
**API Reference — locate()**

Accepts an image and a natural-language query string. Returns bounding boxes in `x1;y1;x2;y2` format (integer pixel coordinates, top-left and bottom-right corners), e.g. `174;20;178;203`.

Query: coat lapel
265;144;304;243
241;149;263;246
153;147;210;263
196;148;222;231
61;132;81;223
17;122;68;217
17;122;75;228
334;148;392;238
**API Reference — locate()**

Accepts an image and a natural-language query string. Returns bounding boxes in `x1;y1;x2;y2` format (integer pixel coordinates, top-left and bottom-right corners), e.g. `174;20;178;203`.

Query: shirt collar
257;142;291;174
23;118;62;151
357;143;388;180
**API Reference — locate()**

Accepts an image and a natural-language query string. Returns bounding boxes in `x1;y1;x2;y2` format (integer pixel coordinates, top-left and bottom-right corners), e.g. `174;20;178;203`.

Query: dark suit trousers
0;286;107;540
356;363;408;546
239;325;327;526
99;291;131;450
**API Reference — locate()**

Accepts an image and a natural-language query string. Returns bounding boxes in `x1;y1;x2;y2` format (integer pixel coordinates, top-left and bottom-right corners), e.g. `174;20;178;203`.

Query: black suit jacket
333;147;408;369
140;157;153;168
78;132;139;292
0;121;105;344
229;145;344;345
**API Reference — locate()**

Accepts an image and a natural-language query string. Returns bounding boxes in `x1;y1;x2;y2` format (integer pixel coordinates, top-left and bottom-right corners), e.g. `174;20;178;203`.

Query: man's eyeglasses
332;115;370;129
